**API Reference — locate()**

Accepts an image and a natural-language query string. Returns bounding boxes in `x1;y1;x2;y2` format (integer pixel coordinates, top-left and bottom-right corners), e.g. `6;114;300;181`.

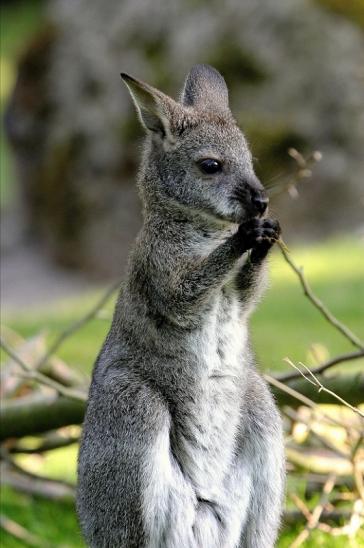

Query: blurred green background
1;1;363;547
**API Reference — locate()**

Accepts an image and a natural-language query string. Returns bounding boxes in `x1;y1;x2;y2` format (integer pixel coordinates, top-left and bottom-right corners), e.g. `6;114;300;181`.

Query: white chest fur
179;288;248;500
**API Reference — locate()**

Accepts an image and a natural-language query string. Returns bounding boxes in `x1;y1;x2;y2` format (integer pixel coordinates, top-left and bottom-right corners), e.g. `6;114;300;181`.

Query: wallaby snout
234;177;269;218
248;175;268;216
251;189;269;216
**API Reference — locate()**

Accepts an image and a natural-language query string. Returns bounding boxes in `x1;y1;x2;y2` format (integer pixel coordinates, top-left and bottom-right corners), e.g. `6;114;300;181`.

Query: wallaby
77;64;285;548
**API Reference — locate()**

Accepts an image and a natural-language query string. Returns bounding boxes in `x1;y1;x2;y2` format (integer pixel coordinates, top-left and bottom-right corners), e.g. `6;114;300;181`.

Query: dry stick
289;494;312;521
351;434;364;502
282;407;350;459
265;149;322;198
2;469;75;502
285;358;364;419
278;348;364;383
1;454;75;501
291;483;361;536
316;503;364;538
265;374;317;409
0;515;49;548
284;509;353;526
0;282;119;401
9;433;80;454
0;446;73;486
277;241;364;351
0;338;86;402
354;460;364;503
35;279;120;371
265;374;357;431
290;474;337;548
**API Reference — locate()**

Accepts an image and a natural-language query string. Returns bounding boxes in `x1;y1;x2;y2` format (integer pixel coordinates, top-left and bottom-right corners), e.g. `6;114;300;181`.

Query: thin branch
1;458;75;502
265;149;322;198
277;348;364;382
1;447;73;486
283;509;352;526
277;241;364;350
316;499;364;537
0;283;119;400
0;338;86;402
290;474;336;547
35;280;120;370
352;434;364;502
282;407;350;459
265;374;317;409
9;432;80;454
285;358;364;418
289;494;312;521
0;514;49;547
265;374;353;429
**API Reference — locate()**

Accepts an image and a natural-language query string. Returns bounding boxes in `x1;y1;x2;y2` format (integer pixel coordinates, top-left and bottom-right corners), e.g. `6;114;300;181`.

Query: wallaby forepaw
256;218;281;244
235;217;281;255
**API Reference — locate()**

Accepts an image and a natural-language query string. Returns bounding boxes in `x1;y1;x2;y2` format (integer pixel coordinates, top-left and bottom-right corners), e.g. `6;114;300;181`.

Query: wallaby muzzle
252;191;269;216
233;179;269;218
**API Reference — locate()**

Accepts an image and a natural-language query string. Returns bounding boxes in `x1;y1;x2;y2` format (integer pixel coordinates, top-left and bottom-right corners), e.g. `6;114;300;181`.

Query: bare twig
351;435;364;502
1;459;75;502
278;348;364;383
284;508;352;526
265;374;317;408
289;494;312;521
9;431;80;454
285;358;364;418
282;407;350;459
0;514;49;547
277;241;364;350
266;149;322;198
290;474;336;547
0;338;86;402
35;280;120;371
316;499;364;538
0;283;119;400
265;374;348;429
267;373;364;440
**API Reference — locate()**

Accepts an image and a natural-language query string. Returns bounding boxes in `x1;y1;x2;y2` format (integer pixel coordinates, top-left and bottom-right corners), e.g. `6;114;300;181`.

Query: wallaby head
121;64;268;225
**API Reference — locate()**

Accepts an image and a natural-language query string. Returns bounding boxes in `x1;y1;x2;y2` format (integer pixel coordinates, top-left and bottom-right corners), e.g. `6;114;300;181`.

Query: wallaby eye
197;158;222;175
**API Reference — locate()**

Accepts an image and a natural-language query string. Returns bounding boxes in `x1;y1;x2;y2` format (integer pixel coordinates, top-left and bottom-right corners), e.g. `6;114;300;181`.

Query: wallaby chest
174;287;248;498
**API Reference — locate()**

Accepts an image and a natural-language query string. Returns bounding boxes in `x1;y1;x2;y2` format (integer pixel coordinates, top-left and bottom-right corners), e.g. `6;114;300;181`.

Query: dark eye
197;158;222;175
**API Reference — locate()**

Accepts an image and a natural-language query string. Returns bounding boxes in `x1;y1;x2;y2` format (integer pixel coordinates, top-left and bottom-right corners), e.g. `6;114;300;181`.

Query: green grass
4;236;363;377
1;236;363;546
252;236;364;373
1;487;84;548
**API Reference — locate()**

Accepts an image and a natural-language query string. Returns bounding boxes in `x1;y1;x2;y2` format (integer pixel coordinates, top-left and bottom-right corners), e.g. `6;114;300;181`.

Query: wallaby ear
180;64;229;111
120;73;177;140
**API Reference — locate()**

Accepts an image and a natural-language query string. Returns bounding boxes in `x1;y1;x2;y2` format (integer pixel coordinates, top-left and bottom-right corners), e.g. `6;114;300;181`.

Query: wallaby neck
142;201;238;242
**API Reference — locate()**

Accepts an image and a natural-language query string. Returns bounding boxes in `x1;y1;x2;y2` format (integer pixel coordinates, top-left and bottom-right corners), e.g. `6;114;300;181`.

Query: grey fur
77;64;285;547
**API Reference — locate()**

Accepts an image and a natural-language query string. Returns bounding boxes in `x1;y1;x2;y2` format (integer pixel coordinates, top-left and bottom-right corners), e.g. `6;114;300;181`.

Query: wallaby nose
252;194;269;216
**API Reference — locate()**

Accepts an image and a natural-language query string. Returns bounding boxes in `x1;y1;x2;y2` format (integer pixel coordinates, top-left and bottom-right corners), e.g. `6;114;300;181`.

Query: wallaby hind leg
239;372;285;548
